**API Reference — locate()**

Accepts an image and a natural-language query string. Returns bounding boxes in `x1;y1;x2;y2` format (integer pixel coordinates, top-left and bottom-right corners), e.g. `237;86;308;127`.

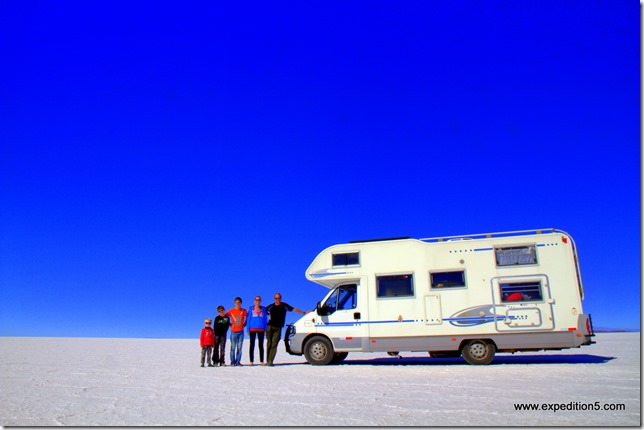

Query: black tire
461;340;496;365
331;352;348;364
304;336;335;365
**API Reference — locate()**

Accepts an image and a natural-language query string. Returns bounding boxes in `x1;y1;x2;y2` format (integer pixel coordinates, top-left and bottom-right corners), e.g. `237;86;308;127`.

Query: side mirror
317;301;327;316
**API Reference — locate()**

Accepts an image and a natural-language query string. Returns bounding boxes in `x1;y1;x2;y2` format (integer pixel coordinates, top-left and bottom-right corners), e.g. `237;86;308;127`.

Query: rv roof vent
349;236;411;244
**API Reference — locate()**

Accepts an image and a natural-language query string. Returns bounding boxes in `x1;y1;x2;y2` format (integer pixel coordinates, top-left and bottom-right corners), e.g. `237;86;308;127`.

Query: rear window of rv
500;281;543;302
332;252;360;267
431;271;466;289
376;274;414;298
495;245;537;266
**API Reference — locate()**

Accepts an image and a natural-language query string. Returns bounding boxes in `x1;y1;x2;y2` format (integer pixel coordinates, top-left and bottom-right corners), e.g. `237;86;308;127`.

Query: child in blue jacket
247;296;268;366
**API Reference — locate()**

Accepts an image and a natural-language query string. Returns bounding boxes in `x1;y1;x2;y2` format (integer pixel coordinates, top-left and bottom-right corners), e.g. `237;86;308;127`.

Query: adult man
265;293;308;366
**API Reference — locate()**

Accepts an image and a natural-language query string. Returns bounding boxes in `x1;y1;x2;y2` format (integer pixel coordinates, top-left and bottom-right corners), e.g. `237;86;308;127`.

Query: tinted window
500;281;543;302
377;274;414;298
332;252;360;267
431;271;466;289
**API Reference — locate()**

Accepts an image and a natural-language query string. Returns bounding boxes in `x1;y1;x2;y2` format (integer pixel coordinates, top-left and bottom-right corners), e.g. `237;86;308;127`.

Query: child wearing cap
200;318;215;367
213;306;230;366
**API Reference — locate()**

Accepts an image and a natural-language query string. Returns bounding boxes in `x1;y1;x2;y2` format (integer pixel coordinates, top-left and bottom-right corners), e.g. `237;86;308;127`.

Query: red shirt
200;327;215;347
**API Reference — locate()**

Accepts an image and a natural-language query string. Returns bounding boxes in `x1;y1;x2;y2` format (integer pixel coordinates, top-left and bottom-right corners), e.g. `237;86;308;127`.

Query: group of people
199;293;308;367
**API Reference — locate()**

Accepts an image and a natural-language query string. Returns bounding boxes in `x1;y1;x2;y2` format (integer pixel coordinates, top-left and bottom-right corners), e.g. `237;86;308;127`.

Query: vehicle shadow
335;354;616;366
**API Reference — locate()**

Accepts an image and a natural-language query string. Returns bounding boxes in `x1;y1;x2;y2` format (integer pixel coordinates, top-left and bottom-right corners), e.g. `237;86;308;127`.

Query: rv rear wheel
304;336;335;365
461;340;496;365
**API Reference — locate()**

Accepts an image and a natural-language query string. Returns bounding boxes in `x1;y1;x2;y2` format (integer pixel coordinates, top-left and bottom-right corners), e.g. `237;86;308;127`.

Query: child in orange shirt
225;297;248;366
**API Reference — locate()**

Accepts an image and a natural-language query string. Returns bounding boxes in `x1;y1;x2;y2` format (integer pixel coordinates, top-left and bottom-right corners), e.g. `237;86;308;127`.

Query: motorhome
285;229;594;365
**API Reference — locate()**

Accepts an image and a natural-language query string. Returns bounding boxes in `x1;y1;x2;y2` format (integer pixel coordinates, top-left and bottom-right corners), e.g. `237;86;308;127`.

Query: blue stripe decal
473;247;493;252
443;316;495;321
316;315;517;328
310;272;347;278
317;320;415;327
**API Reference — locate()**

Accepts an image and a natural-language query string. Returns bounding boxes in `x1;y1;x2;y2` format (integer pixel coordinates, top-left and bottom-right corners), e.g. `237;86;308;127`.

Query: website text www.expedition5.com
514;402;626;412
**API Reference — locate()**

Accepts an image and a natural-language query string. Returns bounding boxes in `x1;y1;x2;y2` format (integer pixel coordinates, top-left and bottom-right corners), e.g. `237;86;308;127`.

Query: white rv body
285;229;594;365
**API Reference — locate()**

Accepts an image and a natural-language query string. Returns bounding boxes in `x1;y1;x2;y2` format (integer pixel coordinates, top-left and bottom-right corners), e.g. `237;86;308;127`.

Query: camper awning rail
419;228;562;243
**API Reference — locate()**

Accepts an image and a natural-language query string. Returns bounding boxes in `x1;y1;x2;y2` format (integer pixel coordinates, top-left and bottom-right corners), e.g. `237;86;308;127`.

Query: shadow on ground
277;354;616;366
344;354;616;366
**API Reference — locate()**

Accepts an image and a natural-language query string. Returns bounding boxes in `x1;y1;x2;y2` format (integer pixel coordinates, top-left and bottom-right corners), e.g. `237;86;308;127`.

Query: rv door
492;275;555;331
316;279;367;351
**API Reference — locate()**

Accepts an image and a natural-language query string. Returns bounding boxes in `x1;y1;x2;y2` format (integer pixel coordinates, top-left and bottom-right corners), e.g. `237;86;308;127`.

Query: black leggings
249;331;265;363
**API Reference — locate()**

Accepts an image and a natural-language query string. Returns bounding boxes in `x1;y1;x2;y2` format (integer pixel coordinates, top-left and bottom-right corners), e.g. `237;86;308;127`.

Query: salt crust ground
0;332;639;426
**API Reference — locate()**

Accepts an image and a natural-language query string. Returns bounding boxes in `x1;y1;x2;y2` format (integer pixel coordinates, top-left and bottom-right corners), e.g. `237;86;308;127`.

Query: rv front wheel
304;336;335;365
461;340;496;365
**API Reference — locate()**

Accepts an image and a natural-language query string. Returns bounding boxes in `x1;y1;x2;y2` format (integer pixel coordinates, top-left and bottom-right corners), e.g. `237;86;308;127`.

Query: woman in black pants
247;296;268;366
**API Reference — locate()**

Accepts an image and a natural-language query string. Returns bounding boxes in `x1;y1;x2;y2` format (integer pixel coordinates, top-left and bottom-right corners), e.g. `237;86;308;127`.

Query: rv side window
376;274;414;298
431;271;466;289
495;245;537;266
332;252;360;267
500;281;543;302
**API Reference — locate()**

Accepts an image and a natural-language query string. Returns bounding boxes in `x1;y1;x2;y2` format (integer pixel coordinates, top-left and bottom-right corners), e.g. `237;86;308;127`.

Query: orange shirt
226;308;248;333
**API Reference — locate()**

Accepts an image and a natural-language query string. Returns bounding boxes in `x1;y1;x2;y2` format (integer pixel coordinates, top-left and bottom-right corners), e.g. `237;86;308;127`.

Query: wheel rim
310;341;329;360
468;342;487;359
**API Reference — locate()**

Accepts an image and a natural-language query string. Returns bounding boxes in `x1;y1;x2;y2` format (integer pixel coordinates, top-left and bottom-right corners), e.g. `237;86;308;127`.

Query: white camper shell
285;229;594;365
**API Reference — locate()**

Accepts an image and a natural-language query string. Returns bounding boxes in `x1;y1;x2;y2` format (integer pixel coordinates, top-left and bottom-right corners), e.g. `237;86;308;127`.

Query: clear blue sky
0;1;639;338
